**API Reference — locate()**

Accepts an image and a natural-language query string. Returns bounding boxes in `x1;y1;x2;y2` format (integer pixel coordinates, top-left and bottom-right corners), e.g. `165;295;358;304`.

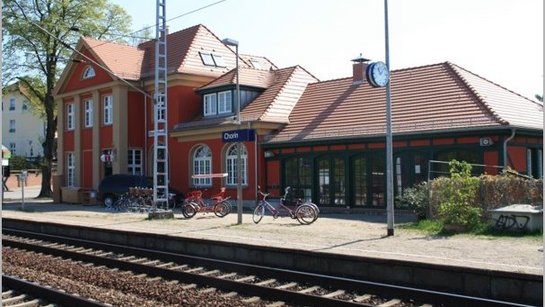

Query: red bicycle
182;187;232;218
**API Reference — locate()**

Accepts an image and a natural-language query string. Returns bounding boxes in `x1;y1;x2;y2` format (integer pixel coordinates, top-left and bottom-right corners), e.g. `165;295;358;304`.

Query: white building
2;82;46;159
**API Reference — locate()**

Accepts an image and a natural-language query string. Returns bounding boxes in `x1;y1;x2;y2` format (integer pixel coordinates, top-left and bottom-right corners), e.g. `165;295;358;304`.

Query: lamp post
384;0;395;236
222;38;243;224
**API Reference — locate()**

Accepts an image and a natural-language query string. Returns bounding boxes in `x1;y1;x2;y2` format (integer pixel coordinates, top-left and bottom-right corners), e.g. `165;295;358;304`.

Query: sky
111;0;543;101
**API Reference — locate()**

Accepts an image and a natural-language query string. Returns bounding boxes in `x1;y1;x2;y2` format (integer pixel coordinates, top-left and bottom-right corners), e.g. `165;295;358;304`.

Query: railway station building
54;24;543;210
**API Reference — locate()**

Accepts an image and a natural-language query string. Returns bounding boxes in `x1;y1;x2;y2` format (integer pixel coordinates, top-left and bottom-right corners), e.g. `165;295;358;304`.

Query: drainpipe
503;128;516;170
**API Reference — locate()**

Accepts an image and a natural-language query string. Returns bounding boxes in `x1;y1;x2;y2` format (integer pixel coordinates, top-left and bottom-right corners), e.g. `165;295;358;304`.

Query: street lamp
222;37;243;224
384;0;394;236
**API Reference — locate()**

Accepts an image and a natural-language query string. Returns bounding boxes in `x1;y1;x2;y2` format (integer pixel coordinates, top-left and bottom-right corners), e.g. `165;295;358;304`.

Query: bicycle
111;186;180;212
253;186;318;225
182;187;232;218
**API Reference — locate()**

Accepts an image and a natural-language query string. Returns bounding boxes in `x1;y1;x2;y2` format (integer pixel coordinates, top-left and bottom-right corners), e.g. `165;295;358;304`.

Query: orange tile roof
244;66;319;123
68;25;255;83
199;67;276;90
266;62;543;143
174;65;318;131
240;54;278;70
82;37;144;80
138;24;249;78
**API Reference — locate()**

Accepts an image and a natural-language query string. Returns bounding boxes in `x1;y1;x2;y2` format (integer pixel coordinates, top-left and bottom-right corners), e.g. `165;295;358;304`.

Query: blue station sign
222;129;255;142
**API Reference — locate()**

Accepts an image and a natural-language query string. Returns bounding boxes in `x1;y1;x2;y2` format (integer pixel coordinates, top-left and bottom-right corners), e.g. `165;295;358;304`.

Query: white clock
366;61;390;87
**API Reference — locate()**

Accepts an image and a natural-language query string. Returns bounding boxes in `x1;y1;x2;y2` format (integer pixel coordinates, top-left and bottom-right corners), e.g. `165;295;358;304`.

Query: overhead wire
26;0;229;97
84;0;228;50
29;21;152;98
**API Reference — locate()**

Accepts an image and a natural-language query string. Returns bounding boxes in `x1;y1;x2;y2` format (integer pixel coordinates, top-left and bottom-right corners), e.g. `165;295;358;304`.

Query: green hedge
399;161;542;226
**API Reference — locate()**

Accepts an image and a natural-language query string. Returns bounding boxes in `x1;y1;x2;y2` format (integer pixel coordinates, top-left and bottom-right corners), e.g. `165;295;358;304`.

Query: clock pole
384;0;395;236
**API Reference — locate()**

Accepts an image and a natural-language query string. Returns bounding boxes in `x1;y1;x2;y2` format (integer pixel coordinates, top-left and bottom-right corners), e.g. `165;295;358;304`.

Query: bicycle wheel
117;196;132;212
182;202;197;218
306;202;320;215
213;202;230;217
112;197;123;211
295;204;318;225
252;204;265;224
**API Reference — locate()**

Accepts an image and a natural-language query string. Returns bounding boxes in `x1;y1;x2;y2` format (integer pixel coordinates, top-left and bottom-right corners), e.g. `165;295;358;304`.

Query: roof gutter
503;128;516;168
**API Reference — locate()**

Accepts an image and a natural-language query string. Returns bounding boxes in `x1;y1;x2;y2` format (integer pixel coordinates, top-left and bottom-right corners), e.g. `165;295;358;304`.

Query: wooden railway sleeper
298;285;320;294
275;282;297;290
200;269;220;276
323;289;345;298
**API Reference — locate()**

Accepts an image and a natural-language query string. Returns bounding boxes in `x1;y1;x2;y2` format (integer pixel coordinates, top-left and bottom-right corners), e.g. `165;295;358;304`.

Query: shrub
397;181;429;220
436;160;482;229
8;155;30;170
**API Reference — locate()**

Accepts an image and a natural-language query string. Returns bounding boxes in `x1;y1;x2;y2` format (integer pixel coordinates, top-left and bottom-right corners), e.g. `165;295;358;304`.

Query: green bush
8;155;30;170
436;160;482;229
397;181;429;220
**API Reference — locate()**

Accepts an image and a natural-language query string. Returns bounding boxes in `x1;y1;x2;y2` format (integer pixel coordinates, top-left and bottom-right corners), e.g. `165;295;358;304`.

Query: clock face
367;61;389;87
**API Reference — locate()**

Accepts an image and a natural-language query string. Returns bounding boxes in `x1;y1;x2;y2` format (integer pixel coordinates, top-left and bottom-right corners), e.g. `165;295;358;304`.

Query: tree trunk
37;94;56;198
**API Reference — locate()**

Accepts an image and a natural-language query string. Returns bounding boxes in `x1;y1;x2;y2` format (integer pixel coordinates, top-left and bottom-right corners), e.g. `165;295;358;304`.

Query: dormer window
203;90;232;117
199;51;226;68
82;66;96;79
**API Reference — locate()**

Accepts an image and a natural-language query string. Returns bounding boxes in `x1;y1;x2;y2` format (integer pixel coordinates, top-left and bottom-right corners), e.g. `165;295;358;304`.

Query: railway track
2;274;108;307
3;229;531;307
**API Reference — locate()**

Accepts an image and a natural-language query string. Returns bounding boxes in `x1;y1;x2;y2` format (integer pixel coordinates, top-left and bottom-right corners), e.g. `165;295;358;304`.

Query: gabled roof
242;66;318;123
138;24;251;78
449;63;542;130
55;24;268;95
266;62;543;143
81;37;144;80
173;65;318;132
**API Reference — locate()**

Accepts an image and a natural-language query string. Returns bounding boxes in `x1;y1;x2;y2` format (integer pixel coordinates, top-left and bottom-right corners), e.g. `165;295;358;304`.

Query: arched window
82;66;96;79
226;144;247;186
193;145;212;186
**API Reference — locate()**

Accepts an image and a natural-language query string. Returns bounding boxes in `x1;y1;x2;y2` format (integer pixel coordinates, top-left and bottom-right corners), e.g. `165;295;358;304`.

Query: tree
3;0;132;198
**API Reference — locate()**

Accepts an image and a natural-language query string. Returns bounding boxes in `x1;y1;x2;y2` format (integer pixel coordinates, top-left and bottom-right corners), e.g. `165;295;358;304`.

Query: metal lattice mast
152;0;169;210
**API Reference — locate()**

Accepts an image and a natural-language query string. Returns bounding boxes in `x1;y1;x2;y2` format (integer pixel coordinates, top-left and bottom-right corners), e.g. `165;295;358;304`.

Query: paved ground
2;188;543;275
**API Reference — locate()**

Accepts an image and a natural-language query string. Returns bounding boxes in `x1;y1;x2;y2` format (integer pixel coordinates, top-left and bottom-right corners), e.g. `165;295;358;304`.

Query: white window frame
67;152;75;187
226;143;247;186
199;52;215;66
193;145;212;187
9;98;15;110
203;93;217;116
218;91;232;114
9;120;15;133
67;103;75;130
212;54;226;67
128;149;143;175
103;95;113;125
84;99;93;128
82;66;96;79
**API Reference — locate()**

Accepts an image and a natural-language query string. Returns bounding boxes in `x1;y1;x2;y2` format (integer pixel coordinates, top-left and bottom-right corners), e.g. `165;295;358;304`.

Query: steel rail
2;275;110;307
3;228;535;307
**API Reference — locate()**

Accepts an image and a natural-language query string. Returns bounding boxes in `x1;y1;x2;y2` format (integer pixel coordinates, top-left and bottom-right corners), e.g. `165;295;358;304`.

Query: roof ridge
194;24;253;68
449;62;542;106
259;66;299;120
83;36;140;50
259;65;318;121
240;54;277;68
445;62;508;125
177;24;204;73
